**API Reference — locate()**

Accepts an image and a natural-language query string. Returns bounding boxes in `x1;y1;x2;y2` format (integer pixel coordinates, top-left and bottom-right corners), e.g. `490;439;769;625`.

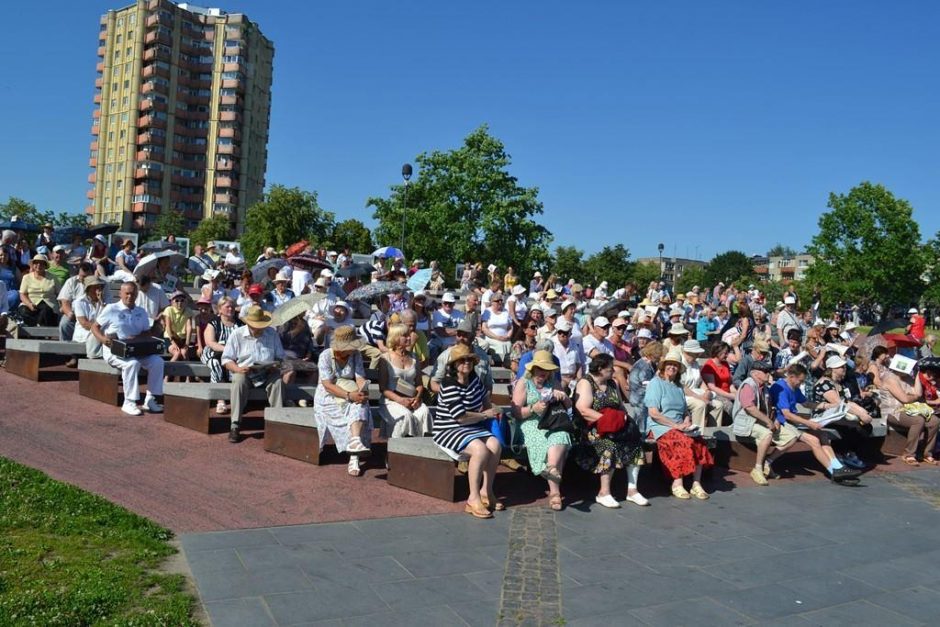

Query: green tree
705;250;755;287
923;232;940;306
54;211;90;229
582;244;634;288
368;125;552;278
551;245;584;283
189;214;232;248
805;182;926;313
631;261;661;290
152;208;187;239
767;243;798;257
240;185;336;262
0;197;53;225
329;219;373;254
675;265;708;295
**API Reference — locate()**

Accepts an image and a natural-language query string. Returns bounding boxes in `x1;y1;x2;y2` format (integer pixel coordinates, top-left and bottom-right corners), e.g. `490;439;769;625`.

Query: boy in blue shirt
767;363;860;483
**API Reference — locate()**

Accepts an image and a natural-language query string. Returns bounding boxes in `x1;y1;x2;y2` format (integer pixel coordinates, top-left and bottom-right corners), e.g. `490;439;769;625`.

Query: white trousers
105;351;164;402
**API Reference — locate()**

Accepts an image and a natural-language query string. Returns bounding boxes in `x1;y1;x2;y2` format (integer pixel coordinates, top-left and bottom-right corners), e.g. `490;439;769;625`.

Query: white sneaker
122;401;143;416
143;395;163;413
595;494;621;509
626;492;650;507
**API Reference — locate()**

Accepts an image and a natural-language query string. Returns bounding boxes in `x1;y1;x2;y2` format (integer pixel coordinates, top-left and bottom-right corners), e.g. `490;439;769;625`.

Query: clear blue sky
1;0;937;260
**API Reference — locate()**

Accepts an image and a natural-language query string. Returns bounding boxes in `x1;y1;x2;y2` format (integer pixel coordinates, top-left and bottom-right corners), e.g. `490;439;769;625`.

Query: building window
119;129;126;139
116;34;122;44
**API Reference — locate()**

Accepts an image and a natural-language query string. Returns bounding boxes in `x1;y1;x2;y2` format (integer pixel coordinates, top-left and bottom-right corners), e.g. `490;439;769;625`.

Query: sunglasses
556;330;570;336
527;325;539;330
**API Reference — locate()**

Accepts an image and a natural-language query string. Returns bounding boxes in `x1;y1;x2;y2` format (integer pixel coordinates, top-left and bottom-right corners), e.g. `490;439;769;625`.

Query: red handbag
595;407;626;437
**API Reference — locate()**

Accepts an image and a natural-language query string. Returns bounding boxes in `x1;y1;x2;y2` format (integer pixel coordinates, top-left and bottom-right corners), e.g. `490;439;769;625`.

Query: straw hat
83;276;105;288
331;325;362;351
273;271;290;283
31;254;49;265
681;339;705;354
668;324;689;336
242;305;273;329
448;343;480;365
525;350;559;373
662;348;686;372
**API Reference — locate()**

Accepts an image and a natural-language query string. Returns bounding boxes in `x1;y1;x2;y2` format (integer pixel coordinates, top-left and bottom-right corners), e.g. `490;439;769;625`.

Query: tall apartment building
87;0;273;235
636;256;707;288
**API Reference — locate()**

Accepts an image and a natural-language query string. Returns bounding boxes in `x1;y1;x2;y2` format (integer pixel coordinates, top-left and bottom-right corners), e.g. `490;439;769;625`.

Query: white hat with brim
31;254;49;265
662;348;686;373
908;308;919;315
555;319;573;332
273;271;290;283
825;355;847;369
243;306;273;329
442;292;457;303
333;300;350;311
637;329;653;339
512;285;526;296
682;339;705;354
844;322;859;331
669;324;689;335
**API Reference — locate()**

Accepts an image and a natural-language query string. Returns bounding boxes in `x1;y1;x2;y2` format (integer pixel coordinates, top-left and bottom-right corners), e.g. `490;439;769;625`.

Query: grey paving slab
235;542;339;572
203;596;277;627
797;599;921;626
371;573;497;610
341;604;469;626
184;548;246;579
181;528;279;552
776;574;883;613
709;582;816;621
392;547;502;578
266;521;363;546
448;600;500;627
748;530;835;553
196;566;314;603
629;596;754;626
263;581;390;624
865;586;940;623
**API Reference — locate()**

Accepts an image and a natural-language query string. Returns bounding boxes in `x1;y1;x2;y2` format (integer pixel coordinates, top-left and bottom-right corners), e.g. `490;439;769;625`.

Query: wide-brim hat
197;295;213;305
526;349;559;373
83;276;105;288
662;348;686;373
273;271;290;283
331;325;363;351
682;339;705;354
668;324;689;335
31;254;49;265
545;289;558;300
243;305;273;329
512;284;526;296
170;289;188;301
448;343;480;365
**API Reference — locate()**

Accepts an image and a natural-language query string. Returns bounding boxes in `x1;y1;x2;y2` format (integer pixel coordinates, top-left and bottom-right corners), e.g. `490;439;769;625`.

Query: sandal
465;501;493;519
901;456;920;467
539;465;563;483
548;494;563;511
923;457;938;466
481;496;505;512
347;458;361;477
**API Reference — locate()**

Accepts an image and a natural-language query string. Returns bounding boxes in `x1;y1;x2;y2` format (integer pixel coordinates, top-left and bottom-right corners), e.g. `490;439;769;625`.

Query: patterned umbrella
372;246;405;259
288;254;331;272
336;262;374;278
251;258;287;283
346;281;404;302
285;240;309;257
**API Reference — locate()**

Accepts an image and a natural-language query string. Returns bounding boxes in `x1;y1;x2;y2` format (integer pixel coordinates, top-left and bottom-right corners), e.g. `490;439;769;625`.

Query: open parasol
288;254;331;273
346;280;404;302
592;298;629;319
134;249;186;279
88;223;119;238
285;240;309;257
406;268;433;293
372;246;405;259
0;219;40;233
251;258;287;282
336;262;374;278
271;292;327;327
140;239;180;253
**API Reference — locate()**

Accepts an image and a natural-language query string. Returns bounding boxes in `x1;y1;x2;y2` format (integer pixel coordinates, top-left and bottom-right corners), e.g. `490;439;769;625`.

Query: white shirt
482;309;512;339
221;325;285;367
136;284;170;326
582;334;614;361
73;297;106;343
291;269;312;296
612;288;627;299
57;275;85;304
552;338;585;376
97;301;151;341
432;308;465;348
681;359;705;390
507;295;528;322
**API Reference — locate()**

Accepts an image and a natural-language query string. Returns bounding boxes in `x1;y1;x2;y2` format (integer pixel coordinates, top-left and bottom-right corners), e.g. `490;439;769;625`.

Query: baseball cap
441;292;457;303
561;299;577;311
908;307;919;315
637;328;653;339
320;268;333;278
617;310;631;319
593;316;610;328
555;319;573;332
612;318;628;329
248;283;264;296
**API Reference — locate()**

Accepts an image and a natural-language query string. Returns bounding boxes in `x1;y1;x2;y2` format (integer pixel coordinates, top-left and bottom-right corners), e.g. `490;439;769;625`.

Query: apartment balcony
215;192;238;204
173;139;206;153
173;155;206;170
132;201;162;214
93;93;102;104
95;77;103;89
175;125;208;138
146;12;171;28
171;173;204;186
215;159;237;171
133;183;162;196
176;109;210;122
97;46;107;57
91;123;100;136
92;109;101;119
171;191;205;204
216;143;240;157
90;140;98;151
141;81;167;95
137;114;167;130
222;63;242;73
215;175;238;188
218;127;241;140
136;149;165;162
137;131;165;146
203;29;215;41
142;64;170;80
178;91;210;106
135;167;163;180
179;41;202;56
142;47;170;63
144;30;171;46
86;189;96;200
138;98;168;113
221;78;245;94
88;156;97;167
147;0;165;11
85;205;96;215
179;57;212;73
88;172;96;184
219;110;241;123
223;46;245;56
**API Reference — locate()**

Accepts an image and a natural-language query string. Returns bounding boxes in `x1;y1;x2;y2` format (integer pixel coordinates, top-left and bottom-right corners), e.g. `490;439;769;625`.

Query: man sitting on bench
221;305;286;443
732;359;794;485
92;281;164;417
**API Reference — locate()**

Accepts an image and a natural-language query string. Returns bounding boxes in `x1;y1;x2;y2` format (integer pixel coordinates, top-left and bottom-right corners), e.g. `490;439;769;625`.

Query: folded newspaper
812;402;848;427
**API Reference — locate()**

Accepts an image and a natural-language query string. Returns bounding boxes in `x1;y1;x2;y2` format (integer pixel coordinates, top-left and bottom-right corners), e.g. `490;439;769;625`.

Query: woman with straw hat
511;350;572;510
314;325;373;476
17;253;58;326
433;343;503;518
645;348;713;500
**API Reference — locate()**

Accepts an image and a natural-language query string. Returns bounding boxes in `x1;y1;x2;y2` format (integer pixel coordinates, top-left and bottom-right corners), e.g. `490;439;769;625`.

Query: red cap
248;283;264;296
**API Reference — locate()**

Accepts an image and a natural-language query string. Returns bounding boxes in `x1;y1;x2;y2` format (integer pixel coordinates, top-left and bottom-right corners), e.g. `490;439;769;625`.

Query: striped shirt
432;373;491;454
358;311;388;347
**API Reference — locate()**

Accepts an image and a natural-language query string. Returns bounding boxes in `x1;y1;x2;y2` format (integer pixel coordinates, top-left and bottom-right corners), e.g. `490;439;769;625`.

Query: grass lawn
0;457;198;626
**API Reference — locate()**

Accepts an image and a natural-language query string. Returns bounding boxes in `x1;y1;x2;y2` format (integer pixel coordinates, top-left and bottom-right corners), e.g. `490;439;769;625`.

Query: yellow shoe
750;468;769;486
671;486;691;499
690;484;710;500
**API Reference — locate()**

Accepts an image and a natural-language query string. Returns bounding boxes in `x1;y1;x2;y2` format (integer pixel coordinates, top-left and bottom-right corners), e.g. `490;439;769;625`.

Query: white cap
839;331;851;341
94;234;107;243
827;321;839;329
637;328;653;339
512;284;526;296
555;319;573;332
784;296;796;305
314;277;329;287
593;316;610;328
334;299;350;310
844;322;858;331
617;310;630;319
273;270;290;282
52;244;66;253
908;307;919;314
320;268;333;278
561;299;577;311
543;307;558;317
626;323;635;331
441;292;457;303
825;355;847;369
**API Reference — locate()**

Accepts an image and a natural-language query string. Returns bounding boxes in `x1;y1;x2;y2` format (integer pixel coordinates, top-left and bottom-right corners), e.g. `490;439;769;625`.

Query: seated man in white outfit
91;281;164;416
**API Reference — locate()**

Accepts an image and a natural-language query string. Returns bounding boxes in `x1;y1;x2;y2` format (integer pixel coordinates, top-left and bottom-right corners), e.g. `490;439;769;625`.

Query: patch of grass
0;458;198;626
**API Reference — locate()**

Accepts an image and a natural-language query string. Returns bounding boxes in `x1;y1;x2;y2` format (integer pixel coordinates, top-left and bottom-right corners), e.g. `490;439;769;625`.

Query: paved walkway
182;468;940;626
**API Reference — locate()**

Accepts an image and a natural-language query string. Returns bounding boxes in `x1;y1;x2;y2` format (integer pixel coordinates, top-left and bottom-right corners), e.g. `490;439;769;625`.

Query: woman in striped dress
201;296;243;415
433;343;504;519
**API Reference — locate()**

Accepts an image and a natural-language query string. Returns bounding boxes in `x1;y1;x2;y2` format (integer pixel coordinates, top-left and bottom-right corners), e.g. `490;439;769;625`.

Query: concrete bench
4;339;86;381
386;436;468;502
78;359;212;406
18;326;59;340
263;405;389;465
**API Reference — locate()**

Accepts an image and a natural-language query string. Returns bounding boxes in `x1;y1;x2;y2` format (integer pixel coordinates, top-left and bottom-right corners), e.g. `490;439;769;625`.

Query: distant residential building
636;256;707;288
762;254;814;282
87;0;274;234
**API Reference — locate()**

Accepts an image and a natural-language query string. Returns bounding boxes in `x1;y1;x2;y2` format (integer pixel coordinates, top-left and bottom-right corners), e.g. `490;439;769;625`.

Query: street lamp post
400;163;412;253
657;242;665;282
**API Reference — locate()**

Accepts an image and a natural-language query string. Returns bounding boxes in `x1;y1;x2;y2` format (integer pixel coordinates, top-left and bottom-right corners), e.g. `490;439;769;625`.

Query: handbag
537;399;575;434
483;415;509;448
595;407;626;437
394;378;417;398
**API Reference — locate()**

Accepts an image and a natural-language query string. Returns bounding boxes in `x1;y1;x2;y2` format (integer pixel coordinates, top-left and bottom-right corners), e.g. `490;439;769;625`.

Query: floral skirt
656;429;713;480
574;427;643;475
